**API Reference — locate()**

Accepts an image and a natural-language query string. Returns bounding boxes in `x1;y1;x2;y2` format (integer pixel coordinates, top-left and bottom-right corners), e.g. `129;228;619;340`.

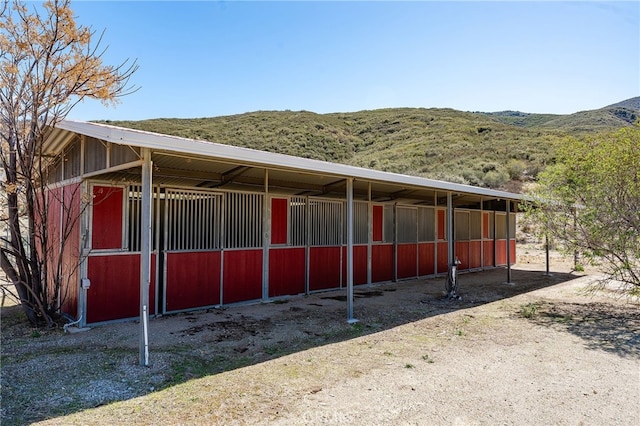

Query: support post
447;192;454;267
262;169;270;300
544;233;551;276
505;200;514;285
346;178;357;323
139;148;153;366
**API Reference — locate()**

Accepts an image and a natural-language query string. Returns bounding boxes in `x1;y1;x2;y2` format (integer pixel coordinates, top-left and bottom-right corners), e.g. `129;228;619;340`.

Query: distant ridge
104;97;638;192
604;96;640;111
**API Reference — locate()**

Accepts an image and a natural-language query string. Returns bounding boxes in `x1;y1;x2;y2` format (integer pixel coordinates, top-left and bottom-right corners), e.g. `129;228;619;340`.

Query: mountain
101;97;638;191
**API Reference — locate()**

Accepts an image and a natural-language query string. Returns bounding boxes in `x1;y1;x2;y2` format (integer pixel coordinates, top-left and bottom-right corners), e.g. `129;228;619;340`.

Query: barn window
352;201;368;244
309;199;342;246
397;207;417;243
455;211;470;241
383;205;394;243
418;206;435;242
495;213;507;239
470;211;482;240
165;188;222;251
289;196;307;246
225;192;263;249
483;212;494;239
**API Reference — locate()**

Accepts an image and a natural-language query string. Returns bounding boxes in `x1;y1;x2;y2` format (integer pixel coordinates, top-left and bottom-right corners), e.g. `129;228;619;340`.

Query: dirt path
2;252;639;425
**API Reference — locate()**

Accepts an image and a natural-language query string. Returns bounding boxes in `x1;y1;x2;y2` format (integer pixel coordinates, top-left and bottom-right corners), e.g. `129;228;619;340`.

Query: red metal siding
45;188;62;303
271;198;288;245
341;245;369;286
269;247;305;297
165;251;221;312
437;242;449;274
92;186;123;249
455;242;470;270
86;254;156;323
372;244;393;282
397;244;417;279
223;250;263;304
510;240;516;265
437;210;445;240
418;242;435;276
496;240;507;266
483;240;495;267
60;183;81;317
309;246;341;291
372;205;383;242
469;241;482;269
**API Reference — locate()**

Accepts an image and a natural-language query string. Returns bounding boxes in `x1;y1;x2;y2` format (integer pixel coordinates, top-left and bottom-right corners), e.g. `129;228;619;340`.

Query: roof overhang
46;119;528;204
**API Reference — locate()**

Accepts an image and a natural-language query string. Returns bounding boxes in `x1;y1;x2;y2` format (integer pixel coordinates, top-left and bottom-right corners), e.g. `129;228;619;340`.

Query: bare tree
0;0;137;325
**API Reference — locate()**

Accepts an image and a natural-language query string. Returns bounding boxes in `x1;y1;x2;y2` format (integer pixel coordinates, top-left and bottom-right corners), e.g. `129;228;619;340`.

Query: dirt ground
1;245;639;425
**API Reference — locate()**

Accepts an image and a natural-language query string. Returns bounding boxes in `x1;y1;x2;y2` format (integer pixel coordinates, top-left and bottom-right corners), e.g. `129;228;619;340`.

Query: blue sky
65;1;639;121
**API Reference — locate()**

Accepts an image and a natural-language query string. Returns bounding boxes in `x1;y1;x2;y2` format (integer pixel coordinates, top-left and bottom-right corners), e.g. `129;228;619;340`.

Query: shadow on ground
529;301;640;359
1;267;580;425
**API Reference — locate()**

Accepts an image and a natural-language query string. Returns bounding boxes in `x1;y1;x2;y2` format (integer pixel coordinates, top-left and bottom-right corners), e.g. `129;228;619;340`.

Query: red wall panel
372;205;383;242
223;250;263;304
271;198;288;245
437;210;446;240
418;242;435;276
372;244;393;283
455;242;470;270
92;186;123;249
165;251;221;312
483;240;495;267
469;241;482;269
496;240;507;266
510;240;516;265
269;247;305;297
437;242;449;274
341;245;369;286
309;246;341;291
60;183;82;317
397;244;417;279
87;254;156;323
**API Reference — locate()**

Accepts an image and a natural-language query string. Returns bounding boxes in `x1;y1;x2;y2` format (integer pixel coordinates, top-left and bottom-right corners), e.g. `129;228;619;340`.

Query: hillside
102;97;638;191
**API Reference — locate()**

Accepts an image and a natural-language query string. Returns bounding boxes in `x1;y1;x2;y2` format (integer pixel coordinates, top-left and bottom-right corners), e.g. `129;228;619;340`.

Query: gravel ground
1;246;639;425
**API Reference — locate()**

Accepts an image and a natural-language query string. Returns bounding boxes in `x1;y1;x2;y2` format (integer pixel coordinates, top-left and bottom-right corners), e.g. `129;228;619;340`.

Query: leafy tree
0;0;137;325
529;125;640;293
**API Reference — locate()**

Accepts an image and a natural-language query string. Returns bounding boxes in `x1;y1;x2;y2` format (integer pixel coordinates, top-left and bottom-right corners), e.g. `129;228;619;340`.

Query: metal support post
346;178;357;323
139;148;152;366
447;192;454;267
505;200;514;285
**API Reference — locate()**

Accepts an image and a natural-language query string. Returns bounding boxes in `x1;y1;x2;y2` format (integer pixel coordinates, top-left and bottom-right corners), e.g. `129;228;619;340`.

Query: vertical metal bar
262;170;270;301
393;203;398;282
367;183;372;284
545;233;551;276
506;200;513;284
447;192;454;268
305;197;311;294
139;148;152;366
163;189;170;315
346;178;356;323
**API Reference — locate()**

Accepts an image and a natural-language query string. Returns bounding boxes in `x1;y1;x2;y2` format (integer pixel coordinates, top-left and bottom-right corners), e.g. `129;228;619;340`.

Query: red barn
43;120;521;326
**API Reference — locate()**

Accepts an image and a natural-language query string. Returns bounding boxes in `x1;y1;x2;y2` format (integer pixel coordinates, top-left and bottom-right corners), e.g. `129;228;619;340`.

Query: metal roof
50;119;526;202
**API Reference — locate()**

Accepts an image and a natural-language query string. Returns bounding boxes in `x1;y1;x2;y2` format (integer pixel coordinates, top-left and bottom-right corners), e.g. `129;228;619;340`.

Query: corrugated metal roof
52;119;527;201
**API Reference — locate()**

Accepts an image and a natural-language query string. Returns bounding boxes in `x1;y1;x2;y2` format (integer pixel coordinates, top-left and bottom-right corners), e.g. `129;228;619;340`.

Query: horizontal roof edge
55;119;527;201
